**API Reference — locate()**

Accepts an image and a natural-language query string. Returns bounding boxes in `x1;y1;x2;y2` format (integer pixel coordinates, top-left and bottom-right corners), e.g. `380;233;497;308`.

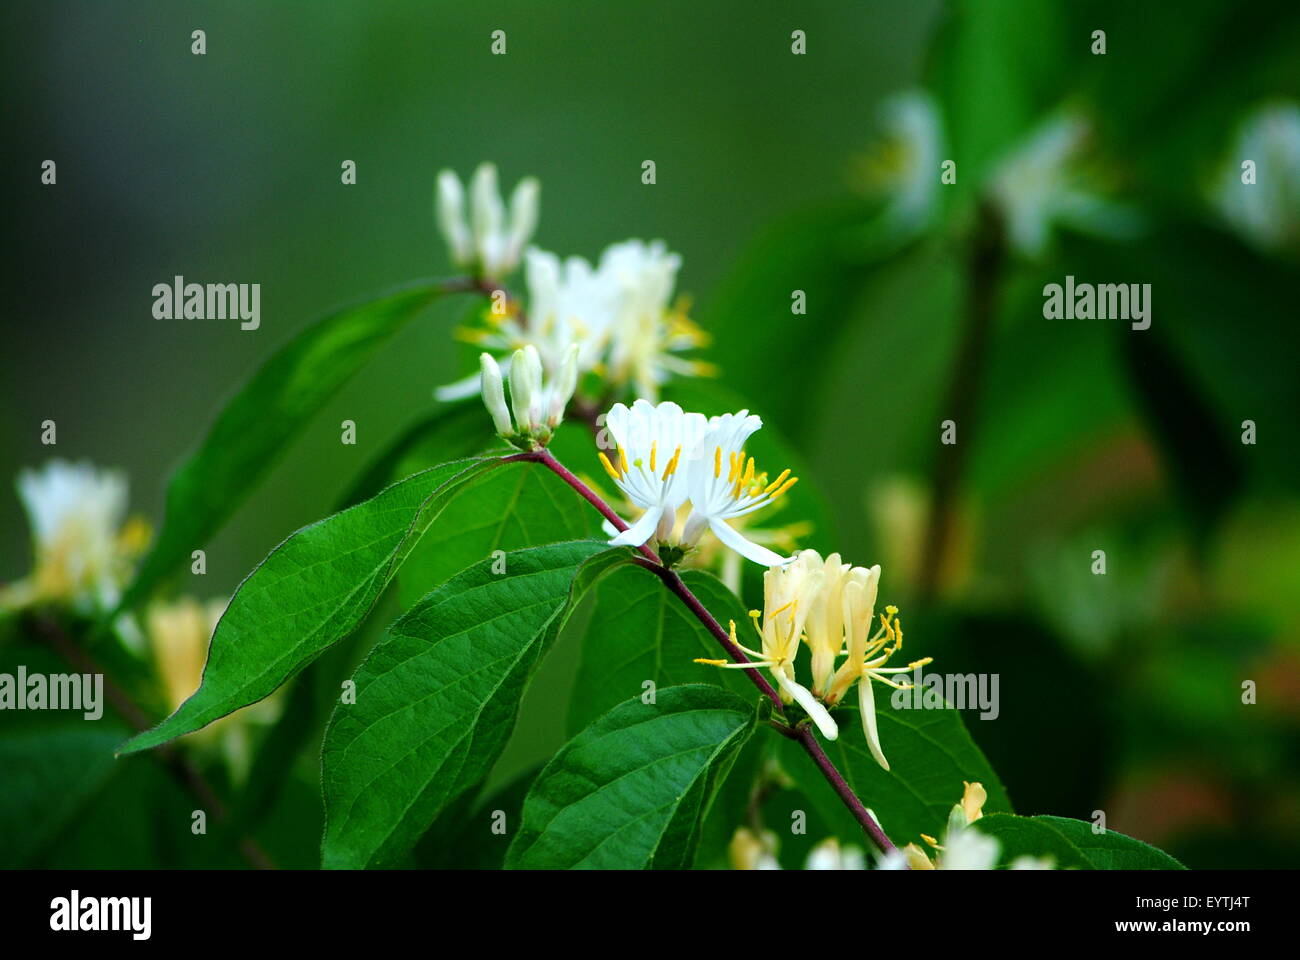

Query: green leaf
397;452;598;609
506;684;757;870
320;542;626;869
566;565;755;735
929;0;1071;198
974;813;1185;870
119;281;469;612
117;457;493;756
0;723;128;866
336;399;494;511
776;700;1011;848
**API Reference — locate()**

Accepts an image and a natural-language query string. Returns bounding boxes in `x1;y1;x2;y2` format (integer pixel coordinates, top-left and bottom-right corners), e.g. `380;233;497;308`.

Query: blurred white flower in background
147;596;282;782
1211;100;1300;256
2;460;147;613
988;109;1141;259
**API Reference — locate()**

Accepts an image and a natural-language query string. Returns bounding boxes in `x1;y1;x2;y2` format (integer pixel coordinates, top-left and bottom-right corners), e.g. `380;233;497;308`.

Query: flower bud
508;345;542;434
479;353;513;436
547;343;580;428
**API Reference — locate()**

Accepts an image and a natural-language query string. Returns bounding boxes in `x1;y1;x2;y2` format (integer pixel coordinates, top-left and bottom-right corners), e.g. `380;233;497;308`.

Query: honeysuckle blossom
438;235;709;405
823;571;929;771
728;827;782;870
805;837;868;871
1211;100;1300;256
436;163;539;280
598;399;706;548
1;460;147;612
988;110;1139;259
599;239;711;400
881;782;1055;871
697;554;839;741
856;90;945;250
479;342;579;446
679;410;798;568
147;596;282;780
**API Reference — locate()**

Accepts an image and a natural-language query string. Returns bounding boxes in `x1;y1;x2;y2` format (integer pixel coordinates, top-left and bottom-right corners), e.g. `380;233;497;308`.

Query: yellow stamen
763;469;791;495
713;446;721;479
650;442;657;473
618;445;629;474
662;445;682;480
694;658;728;666
771;476;799;498
598;452;621;482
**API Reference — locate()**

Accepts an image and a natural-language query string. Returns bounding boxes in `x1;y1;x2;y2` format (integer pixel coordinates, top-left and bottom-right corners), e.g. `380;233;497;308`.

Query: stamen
771;476;799;498
598;452;621;482
714;446;721;479
662;445;682;480
763;469;791;495
650;442;657;473
618;445;629;474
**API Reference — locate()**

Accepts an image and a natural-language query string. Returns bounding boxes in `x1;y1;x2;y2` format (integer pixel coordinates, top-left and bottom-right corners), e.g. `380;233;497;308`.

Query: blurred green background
3;0;1299;868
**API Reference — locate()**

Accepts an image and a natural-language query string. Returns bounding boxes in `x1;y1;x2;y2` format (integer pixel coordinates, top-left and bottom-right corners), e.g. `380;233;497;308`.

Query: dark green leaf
320;542;625;869
118;457;493;755
777;700;1011;848
975;812;1185;869
566;565;755;735
397;455;597;609
507;684;757;870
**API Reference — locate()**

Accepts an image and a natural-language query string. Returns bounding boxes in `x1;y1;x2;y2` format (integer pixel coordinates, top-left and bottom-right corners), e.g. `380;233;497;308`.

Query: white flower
524;247;619;375
988;110;1139;259
888;781;1055;871
478;343;579;445
438;237;710;404
857;90;945;247
599;240;708;400
598;400;706;547
728;827;782;870
436;163;539;279
1211;100;1300;255
680;410;797;568
3;460;143;612
805;837;867;870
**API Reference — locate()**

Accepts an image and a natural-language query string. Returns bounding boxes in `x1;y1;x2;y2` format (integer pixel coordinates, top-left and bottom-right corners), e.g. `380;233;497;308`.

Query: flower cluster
479;343;579;448
699;548;929;767
435;163;710;406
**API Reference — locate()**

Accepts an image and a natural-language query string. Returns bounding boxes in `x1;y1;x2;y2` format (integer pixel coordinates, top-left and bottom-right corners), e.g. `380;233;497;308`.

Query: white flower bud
508;345;542;433
547;343;580;428
479;353;514;436
505;177;540;268
435;170;472;267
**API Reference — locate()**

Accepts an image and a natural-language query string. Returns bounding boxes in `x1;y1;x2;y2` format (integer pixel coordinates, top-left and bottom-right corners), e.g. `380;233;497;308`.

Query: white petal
858;675;890;771
609;506;662;548
708;517;788;567
777;673;838;741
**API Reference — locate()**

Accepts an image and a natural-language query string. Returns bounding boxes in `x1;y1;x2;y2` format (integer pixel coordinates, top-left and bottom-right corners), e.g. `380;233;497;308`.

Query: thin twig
917;200;1005;600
